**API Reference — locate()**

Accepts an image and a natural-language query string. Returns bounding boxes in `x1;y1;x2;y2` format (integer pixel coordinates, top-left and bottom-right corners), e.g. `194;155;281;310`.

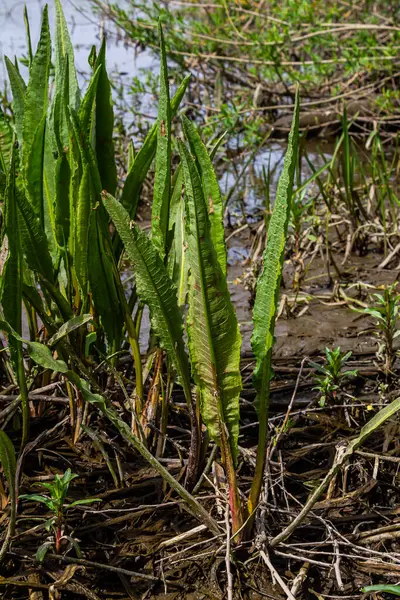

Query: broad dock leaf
179;140;242;460
247;92;299;520
251;91;300;414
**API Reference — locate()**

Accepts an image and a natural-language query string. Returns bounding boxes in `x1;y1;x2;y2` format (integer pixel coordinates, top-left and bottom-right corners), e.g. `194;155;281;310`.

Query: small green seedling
20;469;100;561
311;347;358;407
362;284;400;375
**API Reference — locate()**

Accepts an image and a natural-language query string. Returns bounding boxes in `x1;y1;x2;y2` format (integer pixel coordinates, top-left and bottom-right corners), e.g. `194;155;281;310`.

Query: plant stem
246;356;271;534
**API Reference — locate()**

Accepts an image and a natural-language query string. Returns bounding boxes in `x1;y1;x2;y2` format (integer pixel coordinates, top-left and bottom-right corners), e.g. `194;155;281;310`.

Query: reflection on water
221;139;335;227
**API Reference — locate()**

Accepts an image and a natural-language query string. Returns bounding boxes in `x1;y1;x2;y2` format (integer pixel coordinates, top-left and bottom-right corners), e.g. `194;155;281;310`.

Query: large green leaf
151;23;171;257
251;92;299;412
247;92;300;519
179;140;242;460
93;39;117;195
22;5;51;223
181;116;227;275
54;0;80;112
103;191;192;403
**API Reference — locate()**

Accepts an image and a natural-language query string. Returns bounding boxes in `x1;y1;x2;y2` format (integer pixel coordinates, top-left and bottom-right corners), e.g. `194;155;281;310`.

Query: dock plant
3;2;400;555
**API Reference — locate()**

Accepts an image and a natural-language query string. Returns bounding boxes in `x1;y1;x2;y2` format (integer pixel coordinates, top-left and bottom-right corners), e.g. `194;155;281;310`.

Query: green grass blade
247;91;300;520
181;116;227;275
54;0;80;111
47;314;93;347
103;191;192;403
93;39;117;195
151;23;171;257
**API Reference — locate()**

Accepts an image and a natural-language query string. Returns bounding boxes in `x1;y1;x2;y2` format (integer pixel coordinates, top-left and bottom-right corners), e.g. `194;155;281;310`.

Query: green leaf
36;541;53;563
179;140;242;460
19;494;54;510
16;189;54;283
78;66;101;136
247;91;299;519
5;57;26;145
87;208;123;347
103;192;192;403
182;115;227;275
22;5;51;222
151;23;171;257
93;39;117;195
167;166;187;306
74;165;94;293
47;314;93;347
118;74;190;237
67;498;101;507
54;0;80;111
1;143;22;366
251;90;300;413
362;585;400;596
0;319;69;373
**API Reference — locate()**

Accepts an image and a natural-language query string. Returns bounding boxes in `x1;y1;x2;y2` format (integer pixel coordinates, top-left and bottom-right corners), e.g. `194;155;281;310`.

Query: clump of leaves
363;284;400;375
20;469;100;561
311;347;358;407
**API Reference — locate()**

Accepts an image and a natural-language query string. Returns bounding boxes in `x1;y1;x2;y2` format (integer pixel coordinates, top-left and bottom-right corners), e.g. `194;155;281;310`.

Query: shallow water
0;0;155;86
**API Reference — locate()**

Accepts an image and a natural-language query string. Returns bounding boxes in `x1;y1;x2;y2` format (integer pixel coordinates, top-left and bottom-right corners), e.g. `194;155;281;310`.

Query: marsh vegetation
1;2;400;599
